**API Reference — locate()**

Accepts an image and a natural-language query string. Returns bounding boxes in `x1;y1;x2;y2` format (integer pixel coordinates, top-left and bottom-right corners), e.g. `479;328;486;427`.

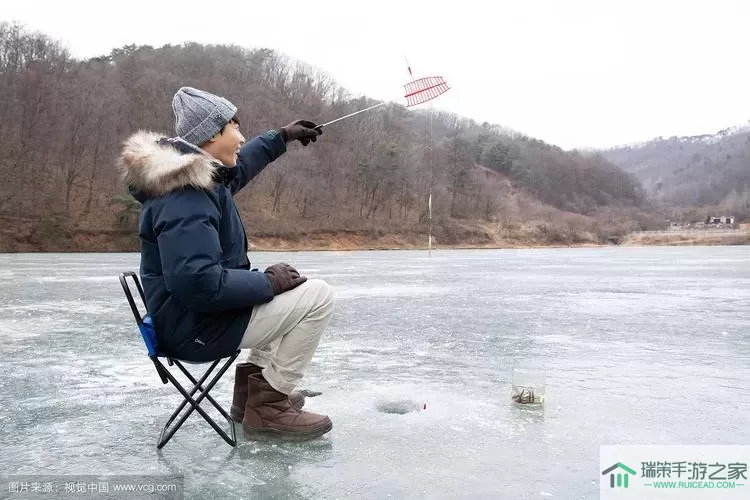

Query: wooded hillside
602;127;750;220
0;23;658;251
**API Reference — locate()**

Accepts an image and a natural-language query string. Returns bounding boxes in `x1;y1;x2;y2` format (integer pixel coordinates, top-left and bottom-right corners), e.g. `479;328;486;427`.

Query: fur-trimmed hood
117;131;219;200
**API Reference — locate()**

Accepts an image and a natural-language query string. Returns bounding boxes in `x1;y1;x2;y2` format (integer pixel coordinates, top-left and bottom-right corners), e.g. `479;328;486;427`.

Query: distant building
706;216;735;225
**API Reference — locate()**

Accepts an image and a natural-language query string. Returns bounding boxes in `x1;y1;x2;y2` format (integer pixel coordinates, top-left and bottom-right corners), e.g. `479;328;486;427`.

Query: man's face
203;119;245;166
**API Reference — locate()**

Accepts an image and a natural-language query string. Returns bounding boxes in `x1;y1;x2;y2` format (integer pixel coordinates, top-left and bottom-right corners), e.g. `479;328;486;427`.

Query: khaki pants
239;279;334;395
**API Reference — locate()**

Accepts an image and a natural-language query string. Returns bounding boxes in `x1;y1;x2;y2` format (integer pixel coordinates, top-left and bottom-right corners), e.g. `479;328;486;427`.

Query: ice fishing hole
376;399;421;414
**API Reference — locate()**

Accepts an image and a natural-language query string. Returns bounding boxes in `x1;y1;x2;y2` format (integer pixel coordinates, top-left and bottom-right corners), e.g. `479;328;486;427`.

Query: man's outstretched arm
231;130;287;194
232;121;322;193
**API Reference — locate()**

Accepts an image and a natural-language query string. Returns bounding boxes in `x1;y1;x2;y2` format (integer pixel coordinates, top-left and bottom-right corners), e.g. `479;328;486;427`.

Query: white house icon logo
602;462;637;488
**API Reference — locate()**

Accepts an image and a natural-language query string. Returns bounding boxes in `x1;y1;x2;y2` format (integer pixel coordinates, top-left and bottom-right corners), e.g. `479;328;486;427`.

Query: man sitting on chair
117;86;334;441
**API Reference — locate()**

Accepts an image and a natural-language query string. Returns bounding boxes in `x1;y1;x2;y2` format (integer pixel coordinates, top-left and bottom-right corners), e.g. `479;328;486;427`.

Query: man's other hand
264;263;307;295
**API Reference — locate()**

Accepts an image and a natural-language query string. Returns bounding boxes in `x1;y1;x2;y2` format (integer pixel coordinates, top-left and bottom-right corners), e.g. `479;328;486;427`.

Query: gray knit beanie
171;87;238;146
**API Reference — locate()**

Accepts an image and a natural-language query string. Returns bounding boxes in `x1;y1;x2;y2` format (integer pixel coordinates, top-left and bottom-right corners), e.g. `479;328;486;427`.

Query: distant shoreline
243;230;750;251
2;224;748;253
1;236;747;254
620;230;749;247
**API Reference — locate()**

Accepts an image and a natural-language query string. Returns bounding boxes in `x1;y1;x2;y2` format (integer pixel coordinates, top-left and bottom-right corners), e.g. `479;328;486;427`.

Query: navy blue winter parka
118;130;287;361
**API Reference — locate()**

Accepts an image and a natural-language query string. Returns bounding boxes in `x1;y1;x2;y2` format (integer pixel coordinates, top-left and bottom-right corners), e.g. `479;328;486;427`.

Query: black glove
279;120;322;146
264;263;307;295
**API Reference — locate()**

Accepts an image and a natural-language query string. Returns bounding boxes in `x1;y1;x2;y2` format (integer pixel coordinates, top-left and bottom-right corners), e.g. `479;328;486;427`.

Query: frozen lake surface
1;247;748;499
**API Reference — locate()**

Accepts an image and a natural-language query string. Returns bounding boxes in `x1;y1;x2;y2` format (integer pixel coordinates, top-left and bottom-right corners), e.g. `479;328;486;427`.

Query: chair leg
160;359;221;434
156;352;240;448
173;361;234;422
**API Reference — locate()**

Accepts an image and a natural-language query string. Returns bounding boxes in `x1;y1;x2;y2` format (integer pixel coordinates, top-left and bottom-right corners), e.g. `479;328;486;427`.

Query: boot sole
242;420;333;442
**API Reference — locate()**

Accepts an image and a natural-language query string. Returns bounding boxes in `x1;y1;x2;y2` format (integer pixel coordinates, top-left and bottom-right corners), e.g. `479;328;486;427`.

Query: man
118;86;334;441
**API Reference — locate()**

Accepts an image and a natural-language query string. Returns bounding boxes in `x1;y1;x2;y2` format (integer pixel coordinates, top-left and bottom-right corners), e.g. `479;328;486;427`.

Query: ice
0;248;749;498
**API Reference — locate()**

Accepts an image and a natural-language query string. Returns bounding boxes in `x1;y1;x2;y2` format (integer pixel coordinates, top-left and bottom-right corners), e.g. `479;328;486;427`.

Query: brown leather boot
230;363;305;422
242;372;332;441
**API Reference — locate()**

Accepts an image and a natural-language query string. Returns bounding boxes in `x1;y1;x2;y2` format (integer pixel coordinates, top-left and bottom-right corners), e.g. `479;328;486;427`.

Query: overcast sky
3;0;748;149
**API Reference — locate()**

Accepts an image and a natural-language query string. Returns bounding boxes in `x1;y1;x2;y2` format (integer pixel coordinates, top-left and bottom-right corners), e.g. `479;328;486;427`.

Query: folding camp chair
119;271;239;448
